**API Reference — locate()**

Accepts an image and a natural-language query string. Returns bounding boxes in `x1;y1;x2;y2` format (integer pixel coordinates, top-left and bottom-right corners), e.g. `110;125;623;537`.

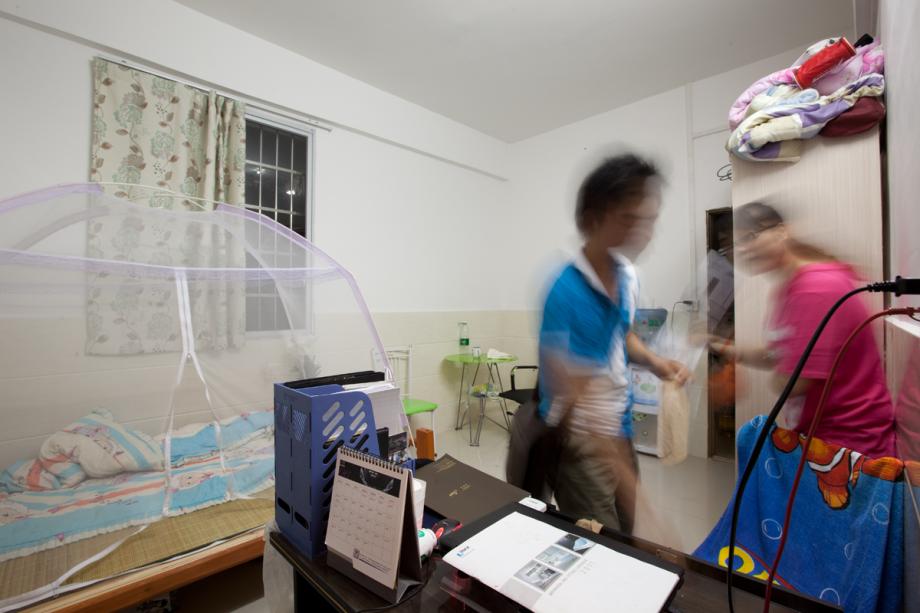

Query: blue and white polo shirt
537;250;638;439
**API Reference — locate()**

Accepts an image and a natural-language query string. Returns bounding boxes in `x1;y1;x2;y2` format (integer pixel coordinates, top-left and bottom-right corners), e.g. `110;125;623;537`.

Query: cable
724;284;868;612
669;300;694;338
868;275;920;297
723;276;920;612
725;277;920;611
760;307;917;612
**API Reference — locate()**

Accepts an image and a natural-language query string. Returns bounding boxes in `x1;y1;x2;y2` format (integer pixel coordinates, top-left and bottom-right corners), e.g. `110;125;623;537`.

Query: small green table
444;353;517;444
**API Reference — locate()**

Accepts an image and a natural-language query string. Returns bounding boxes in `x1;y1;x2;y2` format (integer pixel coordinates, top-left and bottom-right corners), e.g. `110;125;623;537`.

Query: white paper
342;382;409;436
444;512;679;613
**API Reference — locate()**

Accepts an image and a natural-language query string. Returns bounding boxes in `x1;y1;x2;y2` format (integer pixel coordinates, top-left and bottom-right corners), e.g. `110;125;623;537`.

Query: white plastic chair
372;346;438;434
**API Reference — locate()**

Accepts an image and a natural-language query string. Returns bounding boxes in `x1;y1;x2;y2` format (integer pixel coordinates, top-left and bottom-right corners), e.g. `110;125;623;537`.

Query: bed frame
24;529;264;612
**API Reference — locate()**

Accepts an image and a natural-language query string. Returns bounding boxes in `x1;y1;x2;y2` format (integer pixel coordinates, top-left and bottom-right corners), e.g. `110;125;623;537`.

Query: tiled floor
440;414;736;553
175;411;736;612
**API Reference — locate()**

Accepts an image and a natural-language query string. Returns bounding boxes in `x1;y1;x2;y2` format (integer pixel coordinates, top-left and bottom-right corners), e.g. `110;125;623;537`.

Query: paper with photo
443;512;679;613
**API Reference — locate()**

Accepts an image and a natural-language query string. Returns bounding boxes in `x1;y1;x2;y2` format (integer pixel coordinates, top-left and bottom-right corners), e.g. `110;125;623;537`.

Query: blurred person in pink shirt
711;201;895;458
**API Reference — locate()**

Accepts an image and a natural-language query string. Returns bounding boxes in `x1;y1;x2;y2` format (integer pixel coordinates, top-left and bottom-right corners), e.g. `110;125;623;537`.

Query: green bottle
458;322;470;354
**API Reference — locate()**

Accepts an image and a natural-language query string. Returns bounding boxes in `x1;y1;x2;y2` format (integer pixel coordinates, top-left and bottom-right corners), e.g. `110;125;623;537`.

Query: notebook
325;447;422;603
415;454;527;525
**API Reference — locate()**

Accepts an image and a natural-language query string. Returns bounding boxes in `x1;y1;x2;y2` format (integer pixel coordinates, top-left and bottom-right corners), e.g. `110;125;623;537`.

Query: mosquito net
0;183;389;607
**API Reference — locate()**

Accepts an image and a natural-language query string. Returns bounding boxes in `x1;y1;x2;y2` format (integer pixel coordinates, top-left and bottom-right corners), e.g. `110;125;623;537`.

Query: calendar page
325;448;409;589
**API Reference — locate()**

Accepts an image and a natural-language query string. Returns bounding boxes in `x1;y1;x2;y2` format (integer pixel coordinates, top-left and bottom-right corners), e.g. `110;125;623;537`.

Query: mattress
0;489;274;603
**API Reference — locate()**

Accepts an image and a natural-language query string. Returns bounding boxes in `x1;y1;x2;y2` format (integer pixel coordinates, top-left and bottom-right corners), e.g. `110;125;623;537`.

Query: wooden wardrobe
730;127;885;428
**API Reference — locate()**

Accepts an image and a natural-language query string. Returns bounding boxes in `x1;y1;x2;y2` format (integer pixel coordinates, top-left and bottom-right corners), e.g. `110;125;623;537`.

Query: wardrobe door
730;127;884;429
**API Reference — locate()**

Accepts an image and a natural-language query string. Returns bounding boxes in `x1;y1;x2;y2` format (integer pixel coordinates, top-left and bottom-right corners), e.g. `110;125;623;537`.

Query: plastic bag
657;380;689;466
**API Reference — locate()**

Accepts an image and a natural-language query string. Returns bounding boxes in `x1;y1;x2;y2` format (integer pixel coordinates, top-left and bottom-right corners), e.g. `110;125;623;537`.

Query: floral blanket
727;73;885;162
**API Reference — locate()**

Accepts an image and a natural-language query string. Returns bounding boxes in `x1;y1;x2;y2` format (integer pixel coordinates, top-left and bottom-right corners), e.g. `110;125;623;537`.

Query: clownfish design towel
695;416;904;613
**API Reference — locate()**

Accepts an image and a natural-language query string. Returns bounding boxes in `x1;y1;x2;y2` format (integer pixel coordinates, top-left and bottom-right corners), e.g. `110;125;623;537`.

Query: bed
0;411;275;611
12;499;272;612
0;184;391;610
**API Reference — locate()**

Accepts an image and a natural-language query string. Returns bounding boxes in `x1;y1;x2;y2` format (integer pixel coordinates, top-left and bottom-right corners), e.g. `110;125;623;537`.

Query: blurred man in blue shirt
539;154;689;534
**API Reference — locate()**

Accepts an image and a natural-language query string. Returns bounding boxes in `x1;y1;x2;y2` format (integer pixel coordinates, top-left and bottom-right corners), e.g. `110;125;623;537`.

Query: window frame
244;108;315;242
243;109;316;336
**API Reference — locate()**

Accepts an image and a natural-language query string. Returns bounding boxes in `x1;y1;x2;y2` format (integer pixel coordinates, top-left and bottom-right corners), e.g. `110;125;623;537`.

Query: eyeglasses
615;210;659;227
735;224;779;246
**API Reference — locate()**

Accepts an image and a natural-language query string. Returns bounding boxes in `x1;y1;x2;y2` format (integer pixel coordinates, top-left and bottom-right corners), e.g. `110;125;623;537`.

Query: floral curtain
87;58;247;355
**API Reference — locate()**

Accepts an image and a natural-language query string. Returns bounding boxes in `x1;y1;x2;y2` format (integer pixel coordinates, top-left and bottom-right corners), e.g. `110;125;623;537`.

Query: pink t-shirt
767;262;895;458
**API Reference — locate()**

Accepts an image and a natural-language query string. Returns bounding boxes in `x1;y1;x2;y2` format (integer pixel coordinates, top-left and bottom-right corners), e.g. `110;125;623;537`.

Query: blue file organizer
274;382;380;559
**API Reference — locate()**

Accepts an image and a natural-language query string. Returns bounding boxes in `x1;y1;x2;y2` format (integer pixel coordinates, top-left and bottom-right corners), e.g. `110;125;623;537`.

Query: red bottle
794;36;856;89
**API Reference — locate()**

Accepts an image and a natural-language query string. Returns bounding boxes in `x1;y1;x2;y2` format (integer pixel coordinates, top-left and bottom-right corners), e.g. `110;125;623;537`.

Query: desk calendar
325;447;422;603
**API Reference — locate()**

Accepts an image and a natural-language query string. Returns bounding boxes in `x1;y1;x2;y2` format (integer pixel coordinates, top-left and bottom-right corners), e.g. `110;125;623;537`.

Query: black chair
498;365;538;415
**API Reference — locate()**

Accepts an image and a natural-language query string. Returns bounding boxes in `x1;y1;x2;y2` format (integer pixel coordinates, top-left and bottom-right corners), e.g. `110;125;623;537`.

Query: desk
444;353;517;444
269;505;840;613
270;531;455;613
591;525;839;613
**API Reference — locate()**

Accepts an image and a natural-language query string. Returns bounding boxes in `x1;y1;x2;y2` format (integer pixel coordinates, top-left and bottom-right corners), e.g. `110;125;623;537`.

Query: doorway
705;207;736;460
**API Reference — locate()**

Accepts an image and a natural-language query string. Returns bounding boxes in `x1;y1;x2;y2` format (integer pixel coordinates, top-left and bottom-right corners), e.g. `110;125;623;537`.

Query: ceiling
177;0;853;142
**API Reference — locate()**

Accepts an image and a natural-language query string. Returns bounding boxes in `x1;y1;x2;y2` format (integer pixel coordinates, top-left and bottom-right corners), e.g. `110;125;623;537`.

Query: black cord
724;285;868;613
669;300;694;338
354;556;434;613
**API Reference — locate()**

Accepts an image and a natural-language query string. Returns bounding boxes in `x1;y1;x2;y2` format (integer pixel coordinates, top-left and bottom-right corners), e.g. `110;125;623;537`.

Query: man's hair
575;154;660;235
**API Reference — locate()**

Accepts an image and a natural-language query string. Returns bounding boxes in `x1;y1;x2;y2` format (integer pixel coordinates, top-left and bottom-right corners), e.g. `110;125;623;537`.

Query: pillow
41;410;163;478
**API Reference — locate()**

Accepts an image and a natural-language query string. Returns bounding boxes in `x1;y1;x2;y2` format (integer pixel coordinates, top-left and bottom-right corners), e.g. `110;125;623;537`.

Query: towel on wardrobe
694;416;904;613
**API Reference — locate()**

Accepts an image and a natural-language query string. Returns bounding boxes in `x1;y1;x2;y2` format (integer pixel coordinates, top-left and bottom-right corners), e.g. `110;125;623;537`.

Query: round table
444;353;517;445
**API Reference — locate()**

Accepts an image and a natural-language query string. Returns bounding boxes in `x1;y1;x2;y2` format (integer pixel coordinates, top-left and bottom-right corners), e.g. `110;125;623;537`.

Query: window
244;119;311;237
243;117;313;332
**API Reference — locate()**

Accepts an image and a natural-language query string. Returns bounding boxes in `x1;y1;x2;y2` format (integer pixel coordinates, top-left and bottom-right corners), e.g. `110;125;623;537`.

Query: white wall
0;4;510;314
315;128;508;312
877;3;920;600
0;1;834;320
0;1;847;456
503;46;808;311
880;0;920;304
0;17;92;196
0;0;507;179
503;45;814;457
505;87;692;312
0;3;514;461
689;48;803;135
